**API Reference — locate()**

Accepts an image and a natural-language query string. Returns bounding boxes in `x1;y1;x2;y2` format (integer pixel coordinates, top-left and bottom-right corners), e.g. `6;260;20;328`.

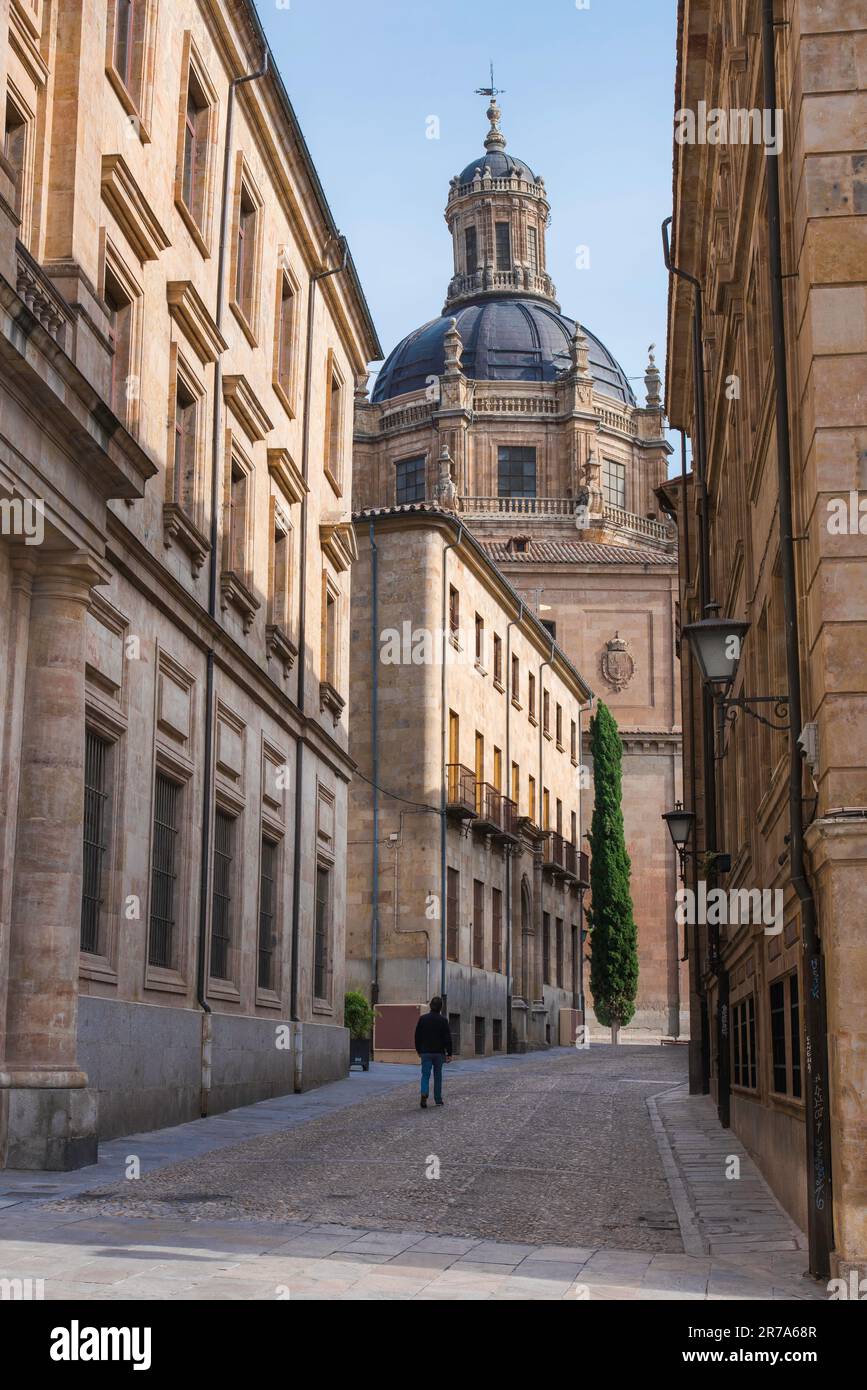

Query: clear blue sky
258;0;678;404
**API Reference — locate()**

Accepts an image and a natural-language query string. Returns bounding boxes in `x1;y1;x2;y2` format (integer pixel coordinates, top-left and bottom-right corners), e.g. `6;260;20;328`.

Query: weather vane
476;62;505;99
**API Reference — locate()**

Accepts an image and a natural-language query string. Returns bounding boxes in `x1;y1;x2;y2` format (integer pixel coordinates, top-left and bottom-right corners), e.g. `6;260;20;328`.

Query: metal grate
258;836;277;991
474;1015;486;1056
314;863;330;1000
210;809;234;980
81;730;110;953
149;773;179;968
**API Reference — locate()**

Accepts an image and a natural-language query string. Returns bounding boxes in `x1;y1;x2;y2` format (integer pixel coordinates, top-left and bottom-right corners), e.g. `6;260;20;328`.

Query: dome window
495;222;512;271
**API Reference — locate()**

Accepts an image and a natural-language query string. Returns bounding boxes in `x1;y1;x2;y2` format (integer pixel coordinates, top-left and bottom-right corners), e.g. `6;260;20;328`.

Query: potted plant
344;991;377;1071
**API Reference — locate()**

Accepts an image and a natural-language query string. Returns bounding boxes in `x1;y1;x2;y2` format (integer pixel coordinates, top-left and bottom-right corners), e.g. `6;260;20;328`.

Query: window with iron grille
149;773;180;968
395;454;425;504
556;918;564;988
491;887;502;973
602;458;626;509
446;866;459;961
314;862;330;1000
473;879;484;968
498;445;536;498
258;836;278;991
210;809;235;980
790;973;801;1099
492;1017;503;1052
81;730;111;954
495;221;511;270
732;995;758;1089
542;911;551;984
770;973;802;1098
474;1015;486;1056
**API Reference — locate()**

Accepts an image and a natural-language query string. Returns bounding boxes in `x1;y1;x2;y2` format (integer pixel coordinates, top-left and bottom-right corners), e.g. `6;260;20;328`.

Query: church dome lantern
445;96;557;314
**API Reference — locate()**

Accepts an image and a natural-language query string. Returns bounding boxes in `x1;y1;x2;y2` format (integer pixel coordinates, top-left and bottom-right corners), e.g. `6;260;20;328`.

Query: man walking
414;997;453;1108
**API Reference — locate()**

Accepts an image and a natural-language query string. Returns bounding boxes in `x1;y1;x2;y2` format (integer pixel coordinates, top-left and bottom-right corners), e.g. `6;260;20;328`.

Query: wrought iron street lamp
682;616;790;730
662;800;696;852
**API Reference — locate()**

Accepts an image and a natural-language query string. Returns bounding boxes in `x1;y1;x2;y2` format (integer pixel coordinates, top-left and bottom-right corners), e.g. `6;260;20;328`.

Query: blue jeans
420;1052;444;1102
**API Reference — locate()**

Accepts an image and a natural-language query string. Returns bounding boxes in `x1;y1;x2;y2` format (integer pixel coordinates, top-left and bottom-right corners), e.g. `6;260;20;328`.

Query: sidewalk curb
646;1083;706;1258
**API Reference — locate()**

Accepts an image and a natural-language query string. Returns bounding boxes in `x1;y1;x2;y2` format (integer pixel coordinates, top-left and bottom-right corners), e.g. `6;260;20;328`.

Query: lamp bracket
717;693;790;731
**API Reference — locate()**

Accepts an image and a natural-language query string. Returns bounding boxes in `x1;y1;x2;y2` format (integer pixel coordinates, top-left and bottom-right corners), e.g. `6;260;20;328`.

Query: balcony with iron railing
541;830;587;882
445;764;477;819
472;783;521;842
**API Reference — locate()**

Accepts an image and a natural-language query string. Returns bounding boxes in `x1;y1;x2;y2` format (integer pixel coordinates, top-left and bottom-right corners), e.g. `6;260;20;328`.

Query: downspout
369;519;379;1004
760;0;833;1279
289;235;349;1079
439;522;464;1006
663;216;723;1113
537;639;555;1015
196;48;268;1116
504;601;523;1050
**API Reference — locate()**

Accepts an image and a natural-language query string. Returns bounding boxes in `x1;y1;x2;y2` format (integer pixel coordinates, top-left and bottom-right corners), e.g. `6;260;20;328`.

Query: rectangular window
474;612;484;665
492;1017;503;1052
210;809;235;980
229;460;249;579
3;97;26;217
542;911;551;985
732;996;758;1090
790;973;801;1099
104;267;133;424
556;703;563;747
511;761;520;805
174;376;199;512
448;709;459;765
493;633;503;685
492;887;502;973
474;730;484;786
81;730;111;954
543;787;550;830
571;810;577;845
323;581;338;686
602;458;626;509
324;355;344;489
492;747;502;792
276;273;295;400
314;862;331;1000
113;0;135;90
395;454;425;504
181;68;209;230
527;225;538;273
528;672;536;719
543;689;550;734
571;719;577;761
498;445;537;498
234;184;258;326
258;836;278;991
474;1016;486;1056
770;980;787;1093
528;774;536;821
446;866;459;962
556;798;563;835
465;225;478;273
511;653;520;701
271;514;291;631
149;773;180;968
449;584;460;636
556;918;564;988
473;879;484;969
541;618;556;641
495;221;511;270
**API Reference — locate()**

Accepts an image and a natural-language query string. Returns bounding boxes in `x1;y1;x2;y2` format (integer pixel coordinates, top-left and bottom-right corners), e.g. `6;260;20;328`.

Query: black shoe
420;1095;427;1108
435;1100;444;1106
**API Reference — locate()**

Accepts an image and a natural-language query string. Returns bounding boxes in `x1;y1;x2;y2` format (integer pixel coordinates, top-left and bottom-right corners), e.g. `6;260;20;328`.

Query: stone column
0;551;108;1169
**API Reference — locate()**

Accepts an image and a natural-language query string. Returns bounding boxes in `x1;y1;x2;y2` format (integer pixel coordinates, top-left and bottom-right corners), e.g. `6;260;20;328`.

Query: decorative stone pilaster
0;551;109;1169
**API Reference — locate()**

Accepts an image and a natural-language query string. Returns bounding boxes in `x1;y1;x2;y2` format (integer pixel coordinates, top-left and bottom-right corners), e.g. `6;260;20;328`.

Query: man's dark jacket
414;1011;453;1056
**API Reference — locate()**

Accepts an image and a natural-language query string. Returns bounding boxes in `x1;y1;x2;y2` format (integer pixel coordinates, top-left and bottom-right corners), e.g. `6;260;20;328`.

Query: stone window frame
144;743;195;996
602;457;626;510
492;631;504;691
767;966;803;1107
322;348;346;496
98;230;144;436
220;432;260;633
164;342;210;571
3;79;36;245
79;699;129;984
207;787;245;1001
394;452;426;505
104;0;159;144
730;991;759;1093
228;152;265;347
272;252;302;418
256;738;288;1009
267;494;294;638
312;780;337;1013
173;32;219;258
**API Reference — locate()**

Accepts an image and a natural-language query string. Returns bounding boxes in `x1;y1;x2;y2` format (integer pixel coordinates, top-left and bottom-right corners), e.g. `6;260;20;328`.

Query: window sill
493;678;505;693
208;977;241;1002
528;714;538;728
449;632;461;651
105;66;151;143
255;987;284;1010
220;569;260;633
556;741;565;753
174;196;211;259
571;756;579;767
272;376;296;420
323;464;343;498
543;730;553;742
320;679;346;727
511;697;523;711
163;503;210;577
79;952;118;986
144;964;187;995
229;297;258;349
312;1000;333;1017
474;661;487;677
266;622;298;676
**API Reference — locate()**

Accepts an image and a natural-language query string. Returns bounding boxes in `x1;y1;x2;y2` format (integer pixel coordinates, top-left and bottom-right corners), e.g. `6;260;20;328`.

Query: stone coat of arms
601;632;635;692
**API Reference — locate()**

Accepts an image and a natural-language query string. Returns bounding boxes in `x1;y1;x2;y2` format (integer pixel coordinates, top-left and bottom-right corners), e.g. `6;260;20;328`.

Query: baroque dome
371;297;636;407
456;149;539;185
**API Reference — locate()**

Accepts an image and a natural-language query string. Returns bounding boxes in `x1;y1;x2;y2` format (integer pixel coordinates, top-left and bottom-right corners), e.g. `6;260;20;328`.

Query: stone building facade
346;506;591;1057
0;0;379;1166
664;0;866;1276
353;99;686;1037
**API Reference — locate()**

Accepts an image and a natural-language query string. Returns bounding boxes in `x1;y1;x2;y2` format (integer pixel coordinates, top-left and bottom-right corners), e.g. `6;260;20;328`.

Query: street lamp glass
682;617;750;685
662;802;695;848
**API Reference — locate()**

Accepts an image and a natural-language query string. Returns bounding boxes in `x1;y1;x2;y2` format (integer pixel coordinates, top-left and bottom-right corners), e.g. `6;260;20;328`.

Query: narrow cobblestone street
0;1047;824;1301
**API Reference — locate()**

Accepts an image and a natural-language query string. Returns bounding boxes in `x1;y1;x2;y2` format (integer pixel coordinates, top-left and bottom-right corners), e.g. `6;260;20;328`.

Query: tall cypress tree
586;701;638;1041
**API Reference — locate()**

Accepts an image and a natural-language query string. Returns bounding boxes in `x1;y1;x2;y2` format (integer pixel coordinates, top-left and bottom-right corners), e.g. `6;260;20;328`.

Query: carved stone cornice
267;447;308;505
166;280;227;363
320;517;358;572
222;373;273;442
101;154;171;262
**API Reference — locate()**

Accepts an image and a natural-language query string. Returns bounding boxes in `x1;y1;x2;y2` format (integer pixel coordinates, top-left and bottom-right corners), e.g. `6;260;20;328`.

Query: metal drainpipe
289;236;349;1049
439;522;464;1007
195;50;268;1116
536;639;555;1017
662;216;725;1117
504;602;523;1050
369;519;379;1005
760;0;833;1279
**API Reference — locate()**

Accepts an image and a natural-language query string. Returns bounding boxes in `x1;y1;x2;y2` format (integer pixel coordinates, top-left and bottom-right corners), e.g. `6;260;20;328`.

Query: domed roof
456;149;538;185
371;297;636;406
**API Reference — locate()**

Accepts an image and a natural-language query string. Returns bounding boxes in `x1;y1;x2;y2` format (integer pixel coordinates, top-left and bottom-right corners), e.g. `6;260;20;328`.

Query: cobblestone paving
44;1047;686;1249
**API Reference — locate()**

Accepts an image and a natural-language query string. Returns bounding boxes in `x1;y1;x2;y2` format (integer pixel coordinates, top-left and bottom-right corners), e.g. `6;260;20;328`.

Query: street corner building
0;0;380;1168
346;504;592;1058
350;97;687;1041
663;1;867;1278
